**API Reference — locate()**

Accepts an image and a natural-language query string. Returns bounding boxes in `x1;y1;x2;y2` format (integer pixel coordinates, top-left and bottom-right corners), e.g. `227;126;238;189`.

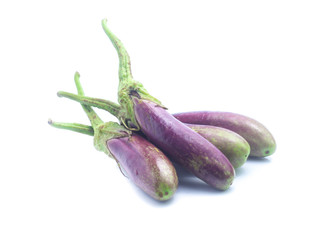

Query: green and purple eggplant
187;124;250;168
173;111;276;157
58;19;235;190
50;73;178;201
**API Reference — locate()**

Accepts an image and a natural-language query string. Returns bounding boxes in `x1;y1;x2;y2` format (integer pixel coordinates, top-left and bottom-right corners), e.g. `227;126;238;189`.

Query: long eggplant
58;20;235;190
107;132;178;201
50;73;178;201
131;98;235;190
104;19;235;190
173;111;276;157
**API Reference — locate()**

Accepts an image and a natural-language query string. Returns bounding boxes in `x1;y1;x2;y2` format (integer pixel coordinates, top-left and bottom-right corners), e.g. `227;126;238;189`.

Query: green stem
48;119;94;136
102;19;133;83
73;72;103;129
57;91;122;119
101;19;164;131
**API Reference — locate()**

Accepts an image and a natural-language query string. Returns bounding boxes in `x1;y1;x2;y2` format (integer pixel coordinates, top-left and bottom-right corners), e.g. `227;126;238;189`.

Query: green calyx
93;121;131;157
102;19;165;131
117;79;165;131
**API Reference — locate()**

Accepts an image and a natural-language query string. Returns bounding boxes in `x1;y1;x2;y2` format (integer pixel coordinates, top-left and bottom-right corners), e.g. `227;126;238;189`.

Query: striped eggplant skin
187;124;250;169
107;133;178;201
173;112;276;158
132;98;235;190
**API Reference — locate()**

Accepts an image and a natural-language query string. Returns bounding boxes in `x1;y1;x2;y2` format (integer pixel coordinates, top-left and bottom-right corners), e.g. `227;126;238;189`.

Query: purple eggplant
186;124;250;168
173;112;276;157
50;73;178;201
132;98;235;190
101;19;235;190
58;20;235;190
107;133;178;200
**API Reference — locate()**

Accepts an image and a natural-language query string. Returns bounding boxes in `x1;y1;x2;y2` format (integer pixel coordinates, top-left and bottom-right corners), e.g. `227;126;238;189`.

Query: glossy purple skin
132;98;235;190
173;111;276;157
107;133;178;201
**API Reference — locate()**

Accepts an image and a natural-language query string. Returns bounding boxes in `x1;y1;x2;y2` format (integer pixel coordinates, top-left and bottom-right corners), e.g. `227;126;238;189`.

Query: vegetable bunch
49;19;276;201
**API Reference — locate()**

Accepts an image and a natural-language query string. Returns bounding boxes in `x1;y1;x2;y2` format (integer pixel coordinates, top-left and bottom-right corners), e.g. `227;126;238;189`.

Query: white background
1;1;316;239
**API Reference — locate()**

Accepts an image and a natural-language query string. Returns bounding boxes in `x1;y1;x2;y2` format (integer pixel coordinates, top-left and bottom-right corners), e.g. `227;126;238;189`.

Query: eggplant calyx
94;121;131;157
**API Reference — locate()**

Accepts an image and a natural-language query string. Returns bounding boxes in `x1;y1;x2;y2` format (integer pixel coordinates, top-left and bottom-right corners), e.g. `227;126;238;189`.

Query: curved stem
57;91;122;118
102;19;133;83
48;119;94;136
101;19;164;131
74;72;103;129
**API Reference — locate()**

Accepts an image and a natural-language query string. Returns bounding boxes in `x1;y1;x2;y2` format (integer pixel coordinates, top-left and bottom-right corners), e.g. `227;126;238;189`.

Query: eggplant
173;112;276;157
58;20;235;190
107;133;178;200
132;98;235;190
186;124;250;168
50;73;178;201
105;20;235;190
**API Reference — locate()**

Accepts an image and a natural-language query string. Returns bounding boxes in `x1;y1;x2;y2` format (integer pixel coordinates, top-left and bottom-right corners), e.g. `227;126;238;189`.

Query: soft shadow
235;167;247;177
235;156;272;177
247;156;272;162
